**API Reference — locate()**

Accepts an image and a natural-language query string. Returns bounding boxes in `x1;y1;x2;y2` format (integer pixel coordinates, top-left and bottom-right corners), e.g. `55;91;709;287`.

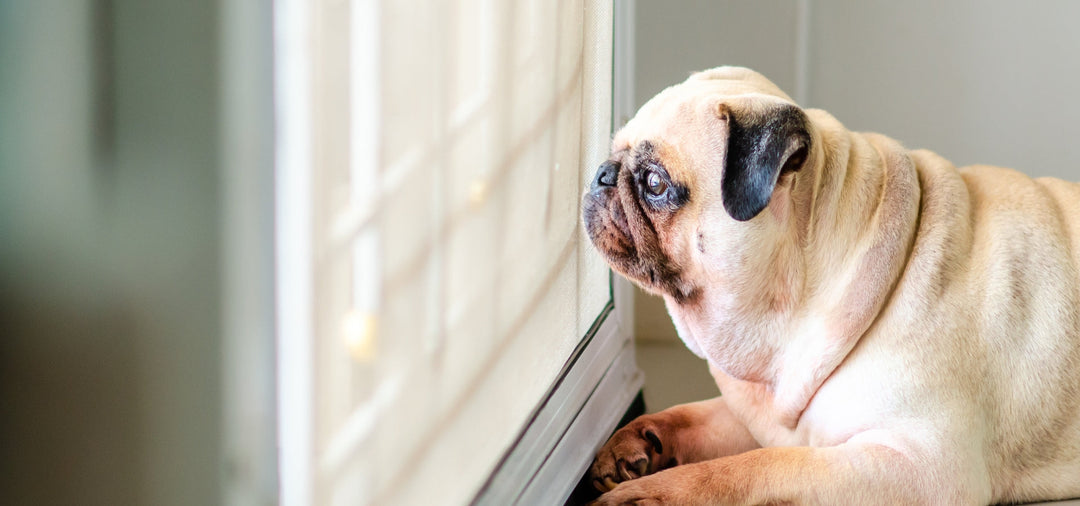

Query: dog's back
958;163;1080;501
885;149;1080;502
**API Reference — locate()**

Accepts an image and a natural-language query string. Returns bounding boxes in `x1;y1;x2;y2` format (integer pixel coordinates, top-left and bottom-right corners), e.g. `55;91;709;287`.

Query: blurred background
1;1;273;505
4;1;1080;505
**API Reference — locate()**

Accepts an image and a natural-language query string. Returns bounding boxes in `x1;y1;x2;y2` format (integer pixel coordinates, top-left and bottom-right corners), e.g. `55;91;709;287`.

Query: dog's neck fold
680;110;922;429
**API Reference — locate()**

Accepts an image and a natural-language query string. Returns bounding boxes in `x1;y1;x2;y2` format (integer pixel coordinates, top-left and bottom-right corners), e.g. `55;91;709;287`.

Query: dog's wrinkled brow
633;140;659;171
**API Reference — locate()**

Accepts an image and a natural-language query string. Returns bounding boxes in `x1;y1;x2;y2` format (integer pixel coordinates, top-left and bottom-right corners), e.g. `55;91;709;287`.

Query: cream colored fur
587;67;1080;505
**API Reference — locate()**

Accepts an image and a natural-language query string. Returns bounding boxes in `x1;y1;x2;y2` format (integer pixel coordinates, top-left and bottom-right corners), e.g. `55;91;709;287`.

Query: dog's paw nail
592;479;605;492
603;477;619;491
643;429;663;454
634;458;648;476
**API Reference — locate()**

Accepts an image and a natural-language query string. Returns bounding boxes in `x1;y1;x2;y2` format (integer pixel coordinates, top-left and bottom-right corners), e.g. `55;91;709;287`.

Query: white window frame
471;2;641;502
267;1;642;505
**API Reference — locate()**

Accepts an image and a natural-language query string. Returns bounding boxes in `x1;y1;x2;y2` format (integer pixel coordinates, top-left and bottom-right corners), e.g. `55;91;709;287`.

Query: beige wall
632;0;1080;343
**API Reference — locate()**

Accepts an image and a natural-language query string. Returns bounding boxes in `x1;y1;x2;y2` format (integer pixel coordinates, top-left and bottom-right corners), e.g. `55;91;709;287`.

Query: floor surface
635;339;717;413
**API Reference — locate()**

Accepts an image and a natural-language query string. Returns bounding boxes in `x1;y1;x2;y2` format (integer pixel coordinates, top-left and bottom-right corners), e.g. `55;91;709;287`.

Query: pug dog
581;66;1080;505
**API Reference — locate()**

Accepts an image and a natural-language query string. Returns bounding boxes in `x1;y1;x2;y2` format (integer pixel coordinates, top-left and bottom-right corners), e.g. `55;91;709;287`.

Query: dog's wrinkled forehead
615;67;796;150
608;67;811;223
610;68;796;194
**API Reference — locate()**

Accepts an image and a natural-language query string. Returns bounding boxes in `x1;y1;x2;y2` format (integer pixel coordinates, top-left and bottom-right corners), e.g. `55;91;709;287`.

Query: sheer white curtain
276;0;614;504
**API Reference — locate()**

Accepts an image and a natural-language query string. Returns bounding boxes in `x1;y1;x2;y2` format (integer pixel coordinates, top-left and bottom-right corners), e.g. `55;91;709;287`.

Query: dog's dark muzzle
591;159;620;191
583;158;633;257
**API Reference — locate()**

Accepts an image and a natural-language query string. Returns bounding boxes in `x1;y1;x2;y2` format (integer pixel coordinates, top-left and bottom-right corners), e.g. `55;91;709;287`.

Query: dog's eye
645;170;668;196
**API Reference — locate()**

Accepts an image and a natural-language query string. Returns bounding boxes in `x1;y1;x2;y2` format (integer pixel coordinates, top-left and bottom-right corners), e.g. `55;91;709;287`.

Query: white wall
810;0;1080;178
634;0;801;109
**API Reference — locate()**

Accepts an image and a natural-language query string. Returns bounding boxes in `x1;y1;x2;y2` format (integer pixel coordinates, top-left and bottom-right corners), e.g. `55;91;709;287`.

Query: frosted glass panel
276;1;614;505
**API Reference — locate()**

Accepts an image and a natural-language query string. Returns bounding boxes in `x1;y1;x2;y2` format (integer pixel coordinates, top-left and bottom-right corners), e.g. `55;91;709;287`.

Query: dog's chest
711;366;880;448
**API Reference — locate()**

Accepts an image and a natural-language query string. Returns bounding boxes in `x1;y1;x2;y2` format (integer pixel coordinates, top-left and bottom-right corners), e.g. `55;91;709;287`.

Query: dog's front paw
585;473;675;506
589;415;679;492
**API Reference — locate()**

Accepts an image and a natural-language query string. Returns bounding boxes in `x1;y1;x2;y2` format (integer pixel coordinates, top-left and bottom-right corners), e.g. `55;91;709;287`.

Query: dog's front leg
588;442;942;506
589;396;759;491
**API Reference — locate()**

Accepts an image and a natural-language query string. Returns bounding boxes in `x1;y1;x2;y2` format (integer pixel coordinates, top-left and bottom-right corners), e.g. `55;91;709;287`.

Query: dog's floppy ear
720;103;811;221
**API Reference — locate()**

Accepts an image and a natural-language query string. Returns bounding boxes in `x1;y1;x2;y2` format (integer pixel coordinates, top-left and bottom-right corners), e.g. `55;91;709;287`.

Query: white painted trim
472;3;644;502
611;1;638;340
472;308;641;506
516;341;643;506
274;0;315;503
613;275;636;345
794;0;812;106
612;0;636;129
220;0;276;504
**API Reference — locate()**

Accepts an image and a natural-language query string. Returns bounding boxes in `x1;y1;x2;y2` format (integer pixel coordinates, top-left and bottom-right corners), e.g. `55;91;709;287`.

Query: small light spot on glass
343;310;377;362
469;180;488;207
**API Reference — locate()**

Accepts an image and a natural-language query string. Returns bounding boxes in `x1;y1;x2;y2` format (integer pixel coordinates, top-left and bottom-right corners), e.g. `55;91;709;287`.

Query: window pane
278;1;615;504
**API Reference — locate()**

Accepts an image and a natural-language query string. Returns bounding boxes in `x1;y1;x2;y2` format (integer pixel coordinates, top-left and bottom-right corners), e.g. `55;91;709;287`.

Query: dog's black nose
594;160;619;188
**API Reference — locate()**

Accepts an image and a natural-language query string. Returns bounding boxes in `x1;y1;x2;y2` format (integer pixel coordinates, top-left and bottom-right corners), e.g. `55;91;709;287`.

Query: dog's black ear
721;103;811;221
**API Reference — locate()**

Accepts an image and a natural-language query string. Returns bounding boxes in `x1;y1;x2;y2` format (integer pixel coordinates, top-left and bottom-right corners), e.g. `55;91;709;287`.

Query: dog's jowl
582;66;1080;505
